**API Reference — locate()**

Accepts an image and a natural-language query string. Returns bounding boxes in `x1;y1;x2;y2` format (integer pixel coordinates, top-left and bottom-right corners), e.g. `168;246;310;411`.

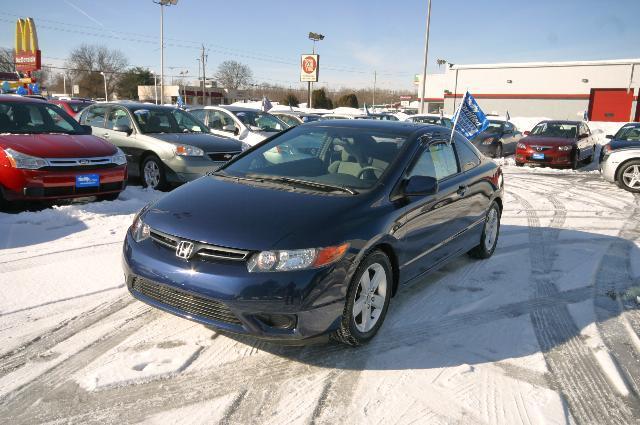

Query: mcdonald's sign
14;18;41;73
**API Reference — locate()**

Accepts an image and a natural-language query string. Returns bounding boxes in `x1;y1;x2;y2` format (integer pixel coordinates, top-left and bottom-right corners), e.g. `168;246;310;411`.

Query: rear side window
408;141;459;180
454;135;481;171
106;108;132;130
190;109;206;121
83;106;108;128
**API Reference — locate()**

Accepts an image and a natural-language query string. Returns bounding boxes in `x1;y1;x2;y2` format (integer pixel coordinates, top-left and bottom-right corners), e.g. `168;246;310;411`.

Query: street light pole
150;70;158;104
419;0;432;115
100;71;108;101
307;32;324;109
154;0;178;105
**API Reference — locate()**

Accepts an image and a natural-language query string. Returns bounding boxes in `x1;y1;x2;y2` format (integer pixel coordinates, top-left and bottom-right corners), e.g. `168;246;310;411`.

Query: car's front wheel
141;155;167;190
332;250;392;346
469;201;501;259
617;160;640;193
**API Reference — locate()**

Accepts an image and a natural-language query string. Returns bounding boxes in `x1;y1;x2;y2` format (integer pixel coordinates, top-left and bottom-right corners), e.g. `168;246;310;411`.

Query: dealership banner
300;54;319;82
451;91;489;140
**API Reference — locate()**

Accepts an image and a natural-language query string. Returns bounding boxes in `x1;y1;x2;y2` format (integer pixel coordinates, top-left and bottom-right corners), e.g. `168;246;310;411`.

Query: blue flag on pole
177;94;184;109
451;92;489;140
262;96;273;112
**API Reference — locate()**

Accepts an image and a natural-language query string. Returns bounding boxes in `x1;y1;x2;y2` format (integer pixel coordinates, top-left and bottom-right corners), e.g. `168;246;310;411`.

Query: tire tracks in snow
510;183;634;425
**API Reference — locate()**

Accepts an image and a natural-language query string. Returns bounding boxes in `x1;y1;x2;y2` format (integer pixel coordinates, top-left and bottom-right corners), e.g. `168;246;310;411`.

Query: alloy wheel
622;164;640;189
143;160;161;189
353;263;387;333
484;207;499;251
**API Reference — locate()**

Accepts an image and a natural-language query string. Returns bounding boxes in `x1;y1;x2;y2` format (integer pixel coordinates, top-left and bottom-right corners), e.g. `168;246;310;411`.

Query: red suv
50;98;95;119
0;95;127;208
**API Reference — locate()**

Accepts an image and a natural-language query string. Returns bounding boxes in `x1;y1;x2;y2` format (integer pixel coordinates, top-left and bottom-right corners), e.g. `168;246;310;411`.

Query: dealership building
418;58;640;122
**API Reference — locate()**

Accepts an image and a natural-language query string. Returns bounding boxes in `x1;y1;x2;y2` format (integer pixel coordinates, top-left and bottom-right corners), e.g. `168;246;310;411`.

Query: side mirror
523;131;531;136
222;124;236;133
606;134;614;139
403;175;438;196
81;124;92;135
113;125;133;136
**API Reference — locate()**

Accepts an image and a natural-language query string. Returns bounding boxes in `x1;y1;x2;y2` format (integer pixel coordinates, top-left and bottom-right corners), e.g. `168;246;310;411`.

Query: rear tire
141;155;167;191
468;202;501;259
332;250;392;346
617;160;640;193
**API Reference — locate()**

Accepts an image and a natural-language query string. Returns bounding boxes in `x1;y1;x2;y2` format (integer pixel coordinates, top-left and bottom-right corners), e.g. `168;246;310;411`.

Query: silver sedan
600;147;640;192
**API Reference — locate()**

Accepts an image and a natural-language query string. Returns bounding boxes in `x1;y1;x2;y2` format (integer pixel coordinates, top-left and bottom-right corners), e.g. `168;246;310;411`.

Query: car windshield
220;125;408;191
0;101;86;135
485;121;504;133
232;110;289;132
131;107;208;134
530;122;578;138
614;125;640;141
68;102;91;113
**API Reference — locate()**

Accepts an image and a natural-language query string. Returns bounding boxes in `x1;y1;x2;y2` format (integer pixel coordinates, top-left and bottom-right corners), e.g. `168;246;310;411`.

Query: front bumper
1;165;127;201
122;232;350;341
163;156;226;184
600;157;618;183
515;149;572;166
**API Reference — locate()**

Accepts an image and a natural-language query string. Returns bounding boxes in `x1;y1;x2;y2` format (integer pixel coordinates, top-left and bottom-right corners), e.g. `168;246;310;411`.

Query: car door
103;106;142;175
501;121;520;155
395;139;470;282
581;123;596;159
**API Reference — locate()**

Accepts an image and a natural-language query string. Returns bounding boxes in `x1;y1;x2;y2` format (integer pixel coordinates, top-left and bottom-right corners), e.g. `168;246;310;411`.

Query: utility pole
200;45;207;106
373;71;377;112
419;0;432;114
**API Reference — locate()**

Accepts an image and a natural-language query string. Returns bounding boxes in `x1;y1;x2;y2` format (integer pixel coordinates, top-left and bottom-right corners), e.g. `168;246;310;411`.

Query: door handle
102;133;110;138
457;185;468;196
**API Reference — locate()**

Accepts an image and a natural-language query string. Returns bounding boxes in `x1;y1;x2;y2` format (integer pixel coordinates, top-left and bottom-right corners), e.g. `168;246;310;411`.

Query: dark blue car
123;120;504;345
600;123;640;162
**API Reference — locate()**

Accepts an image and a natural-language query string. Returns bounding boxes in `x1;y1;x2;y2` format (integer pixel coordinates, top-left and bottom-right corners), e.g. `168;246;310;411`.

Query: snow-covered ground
2;158;640;424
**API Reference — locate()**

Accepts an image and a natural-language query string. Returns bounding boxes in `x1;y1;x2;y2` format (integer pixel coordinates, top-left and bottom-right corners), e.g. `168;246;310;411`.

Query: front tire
617;160;640;193
332;250;392;346
141;155;167;191
469;202;501;259
571;149;580;170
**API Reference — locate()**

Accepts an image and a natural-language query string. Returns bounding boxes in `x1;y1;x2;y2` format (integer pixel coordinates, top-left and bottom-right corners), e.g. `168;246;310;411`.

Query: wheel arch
372;243;400;297
614;157;640;183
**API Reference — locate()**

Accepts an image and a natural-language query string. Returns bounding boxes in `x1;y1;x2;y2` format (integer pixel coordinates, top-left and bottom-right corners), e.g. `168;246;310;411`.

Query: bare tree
215;60;253;90
0;47;15;72
65;44;128;99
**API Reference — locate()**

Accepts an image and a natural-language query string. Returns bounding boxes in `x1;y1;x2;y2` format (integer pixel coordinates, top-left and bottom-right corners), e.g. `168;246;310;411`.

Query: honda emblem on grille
176;241;195;259
536;146;543;151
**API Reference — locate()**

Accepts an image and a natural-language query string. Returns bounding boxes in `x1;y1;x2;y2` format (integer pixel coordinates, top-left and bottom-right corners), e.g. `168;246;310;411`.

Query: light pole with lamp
100;71;108;101
150;70;158;104
419;0;432;115
307;32;324;108
153;0;178;105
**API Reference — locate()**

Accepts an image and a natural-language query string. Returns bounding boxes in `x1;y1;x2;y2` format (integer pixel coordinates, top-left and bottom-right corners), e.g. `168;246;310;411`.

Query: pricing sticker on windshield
76;174;100;188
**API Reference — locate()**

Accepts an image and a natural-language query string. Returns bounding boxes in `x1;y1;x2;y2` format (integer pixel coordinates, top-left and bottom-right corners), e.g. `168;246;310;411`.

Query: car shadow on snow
219;225;640;375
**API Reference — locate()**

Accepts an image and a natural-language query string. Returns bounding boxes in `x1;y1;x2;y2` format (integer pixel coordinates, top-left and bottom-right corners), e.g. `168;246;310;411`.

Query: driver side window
106;108;132;130
408;142;459;180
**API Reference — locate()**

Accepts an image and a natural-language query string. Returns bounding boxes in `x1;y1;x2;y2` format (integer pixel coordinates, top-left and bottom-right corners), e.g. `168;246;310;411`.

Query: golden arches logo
15;18;39;54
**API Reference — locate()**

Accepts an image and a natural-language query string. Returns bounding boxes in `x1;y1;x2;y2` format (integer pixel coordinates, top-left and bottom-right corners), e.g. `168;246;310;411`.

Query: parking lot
1;162;639;425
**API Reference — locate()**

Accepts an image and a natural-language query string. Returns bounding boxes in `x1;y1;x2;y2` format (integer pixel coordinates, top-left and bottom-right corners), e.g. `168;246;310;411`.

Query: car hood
610;139;640;150
150;133;243;152
142;176;366;251
520;136;576;146
0;134;117;158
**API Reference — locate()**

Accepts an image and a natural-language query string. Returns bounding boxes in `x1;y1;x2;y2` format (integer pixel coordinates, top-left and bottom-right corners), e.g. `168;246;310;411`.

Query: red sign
300;54;319;82
399;95;413;100
15;50;41;73
302;56;317;74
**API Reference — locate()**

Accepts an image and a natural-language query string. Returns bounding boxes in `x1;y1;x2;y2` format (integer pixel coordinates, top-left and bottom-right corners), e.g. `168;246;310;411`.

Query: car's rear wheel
332;250;392;346
617;160;640;193
468;201;501;259
141;155;167;191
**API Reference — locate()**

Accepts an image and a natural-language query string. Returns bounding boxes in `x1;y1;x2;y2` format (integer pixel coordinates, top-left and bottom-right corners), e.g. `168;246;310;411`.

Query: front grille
132;277;242;325
24;181;124;197
207;151;240;162
41;163;119;171
149;228;249;262
529;145;553;152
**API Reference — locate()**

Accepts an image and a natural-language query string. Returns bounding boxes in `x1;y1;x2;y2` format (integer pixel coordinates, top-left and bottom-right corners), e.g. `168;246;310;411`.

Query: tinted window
83;106;108;128
130;107;208;134
207;110;236;130
504;122;515;133
232;110;288;132
106;108;132;130
531;122;577;138
455;135;481;171
408;142;458;180
276;114;301;127
189;109;206;121
0;102;85;134
614;125;640;141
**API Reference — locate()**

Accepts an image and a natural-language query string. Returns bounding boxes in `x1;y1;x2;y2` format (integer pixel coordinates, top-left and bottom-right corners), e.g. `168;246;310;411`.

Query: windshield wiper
256;176;358;195
207;170;265;183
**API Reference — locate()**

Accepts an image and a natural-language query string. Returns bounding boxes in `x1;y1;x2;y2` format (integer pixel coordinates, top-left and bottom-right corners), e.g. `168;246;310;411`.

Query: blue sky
0;0;638;90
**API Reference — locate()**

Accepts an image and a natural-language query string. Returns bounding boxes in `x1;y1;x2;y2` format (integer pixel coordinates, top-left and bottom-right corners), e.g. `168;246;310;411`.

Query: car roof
538;120;582;125
214;105;261;112
0;94;46;103
304;118;429;135
97;102;179;111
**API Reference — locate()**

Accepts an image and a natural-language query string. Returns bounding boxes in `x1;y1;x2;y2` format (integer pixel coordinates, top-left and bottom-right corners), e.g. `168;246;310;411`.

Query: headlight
174;144;204;157
240;142;251;152
482;137;496;145
247;243;349;272
112;148;127;165
557;145;573;151
4;148;48;169
517;143;527;150
131;213;150;242
602;145;610;155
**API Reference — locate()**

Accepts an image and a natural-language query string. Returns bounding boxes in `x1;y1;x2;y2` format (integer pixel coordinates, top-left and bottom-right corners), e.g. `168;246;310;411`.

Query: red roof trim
443;93;591;100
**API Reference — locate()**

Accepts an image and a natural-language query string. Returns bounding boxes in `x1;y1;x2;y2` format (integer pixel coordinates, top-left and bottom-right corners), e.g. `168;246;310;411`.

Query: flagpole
449;91;467;144
418;0;432;115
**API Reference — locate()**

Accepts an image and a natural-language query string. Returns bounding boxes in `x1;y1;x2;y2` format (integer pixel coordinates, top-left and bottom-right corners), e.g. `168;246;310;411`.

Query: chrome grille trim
529;145;552;151
149;227;249;261
44;156;116;167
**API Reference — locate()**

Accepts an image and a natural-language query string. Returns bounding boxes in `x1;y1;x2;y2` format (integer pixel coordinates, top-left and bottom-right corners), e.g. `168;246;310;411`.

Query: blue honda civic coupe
123;120;504;345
